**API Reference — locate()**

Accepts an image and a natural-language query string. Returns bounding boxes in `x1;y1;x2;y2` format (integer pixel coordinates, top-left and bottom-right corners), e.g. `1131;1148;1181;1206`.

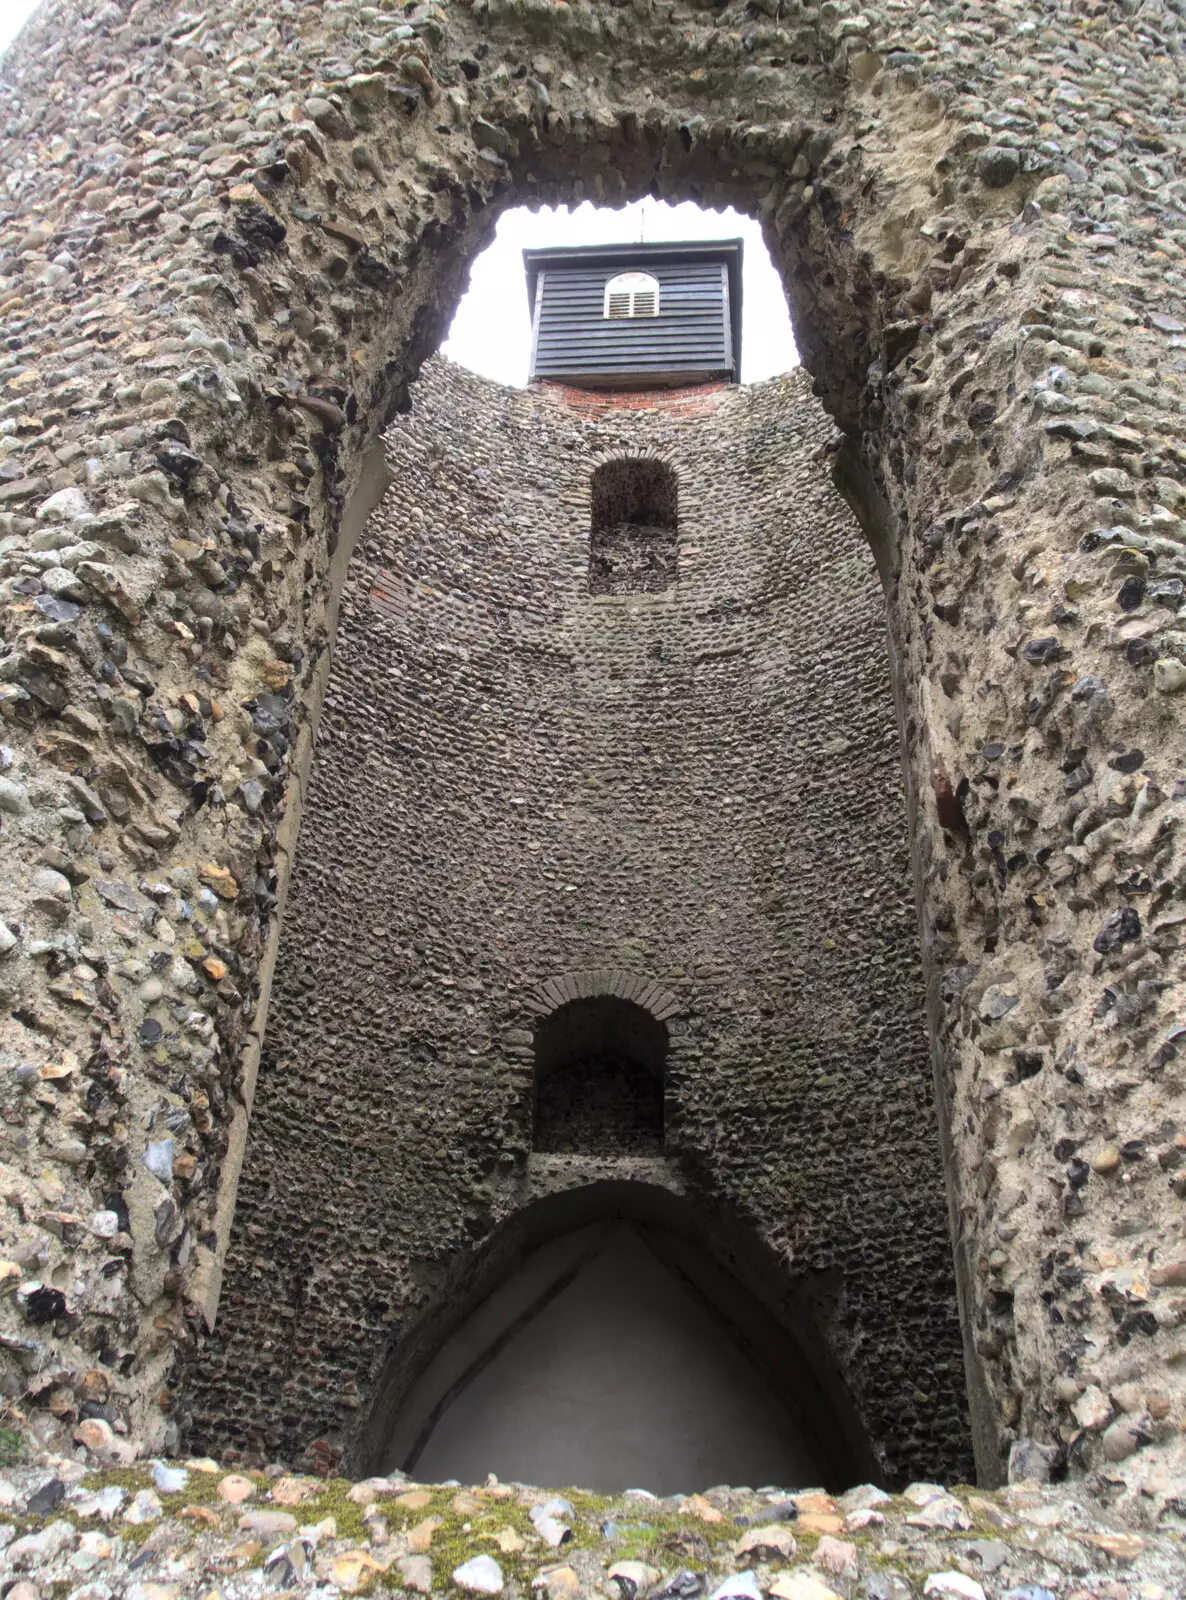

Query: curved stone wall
184;359;972;1486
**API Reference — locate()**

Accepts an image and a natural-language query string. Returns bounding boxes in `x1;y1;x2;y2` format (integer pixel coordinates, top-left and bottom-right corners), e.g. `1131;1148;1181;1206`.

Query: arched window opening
533;996;665;1154
589;458;678;596
603;269;660;319
440;200;798;387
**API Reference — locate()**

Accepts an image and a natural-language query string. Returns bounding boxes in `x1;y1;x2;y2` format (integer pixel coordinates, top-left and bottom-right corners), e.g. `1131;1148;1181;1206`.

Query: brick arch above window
525;970;688;1159
523;968;683;1028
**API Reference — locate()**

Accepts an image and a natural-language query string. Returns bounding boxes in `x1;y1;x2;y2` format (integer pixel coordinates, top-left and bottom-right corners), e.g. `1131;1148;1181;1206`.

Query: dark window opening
533;996;665;1155
589;459;677;595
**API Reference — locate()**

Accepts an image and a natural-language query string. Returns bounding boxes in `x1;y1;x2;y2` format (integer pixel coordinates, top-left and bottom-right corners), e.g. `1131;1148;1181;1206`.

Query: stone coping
0;1455;1181;1600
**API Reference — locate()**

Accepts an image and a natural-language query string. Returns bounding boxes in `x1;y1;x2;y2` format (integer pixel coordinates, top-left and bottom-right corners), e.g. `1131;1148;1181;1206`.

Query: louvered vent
603;271;661;319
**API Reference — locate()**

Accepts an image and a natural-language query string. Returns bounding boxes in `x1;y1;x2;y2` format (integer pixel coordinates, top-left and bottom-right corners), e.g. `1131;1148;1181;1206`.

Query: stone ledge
0;1458;1181;1600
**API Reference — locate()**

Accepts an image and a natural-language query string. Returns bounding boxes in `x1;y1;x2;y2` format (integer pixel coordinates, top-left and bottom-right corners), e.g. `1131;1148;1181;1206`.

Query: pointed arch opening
361;1181;881;1495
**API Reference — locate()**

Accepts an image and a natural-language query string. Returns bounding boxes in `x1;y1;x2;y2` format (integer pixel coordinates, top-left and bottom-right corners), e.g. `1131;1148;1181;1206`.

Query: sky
0;0;798;385
0;0;38;52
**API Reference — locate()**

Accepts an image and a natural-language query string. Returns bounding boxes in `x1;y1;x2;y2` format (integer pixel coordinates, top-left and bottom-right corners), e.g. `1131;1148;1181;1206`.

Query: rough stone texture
185;360;966;1484
0;1461;1184;1600
0;0;1182;1524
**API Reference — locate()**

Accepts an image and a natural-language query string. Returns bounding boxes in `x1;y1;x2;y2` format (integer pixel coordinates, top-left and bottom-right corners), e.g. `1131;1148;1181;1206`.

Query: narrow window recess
533;996;666;1155
603;271;661;319
589;458;678;595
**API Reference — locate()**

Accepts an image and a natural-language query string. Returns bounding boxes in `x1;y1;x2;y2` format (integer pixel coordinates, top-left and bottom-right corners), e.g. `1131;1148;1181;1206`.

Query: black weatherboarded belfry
524;239;743;389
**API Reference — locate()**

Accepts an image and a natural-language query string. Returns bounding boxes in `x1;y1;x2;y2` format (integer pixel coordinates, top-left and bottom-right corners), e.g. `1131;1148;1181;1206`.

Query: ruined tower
0;0;1183;1540
182;237;971;1487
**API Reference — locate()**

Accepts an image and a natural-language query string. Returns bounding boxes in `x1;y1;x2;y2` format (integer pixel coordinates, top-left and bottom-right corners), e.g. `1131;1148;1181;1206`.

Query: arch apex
525;967;683;1024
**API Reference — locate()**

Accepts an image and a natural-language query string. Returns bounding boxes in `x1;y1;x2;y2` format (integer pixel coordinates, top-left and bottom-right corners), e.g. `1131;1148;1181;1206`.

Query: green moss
61;1511;160;1550
296;1478;370;1543
423;1492;540;1591
565;1496;737;1571
8;1467;944;1599
0;1427;24;1468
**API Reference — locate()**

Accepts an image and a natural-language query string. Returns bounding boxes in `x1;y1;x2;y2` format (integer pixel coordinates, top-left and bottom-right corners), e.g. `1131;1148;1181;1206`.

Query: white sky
0;0;798;385
0;0;38;52
445;201;798;387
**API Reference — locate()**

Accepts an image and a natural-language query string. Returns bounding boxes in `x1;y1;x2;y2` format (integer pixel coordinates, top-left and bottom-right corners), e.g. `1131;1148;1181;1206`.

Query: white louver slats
603;271;660;319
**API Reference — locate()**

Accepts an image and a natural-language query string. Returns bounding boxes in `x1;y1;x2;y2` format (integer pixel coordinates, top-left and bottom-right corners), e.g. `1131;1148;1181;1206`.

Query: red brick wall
533;379;729;418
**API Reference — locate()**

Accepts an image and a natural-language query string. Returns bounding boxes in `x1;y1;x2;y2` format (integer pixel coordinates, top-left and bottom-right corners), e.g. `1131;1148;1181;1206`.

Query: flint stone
979;986;1019;1020
608;1563;660;1600
24;1479;66;1516
8;1520;76;1566
400;1556;433;1593
965;1541;1008;1574
36;487;92;524
239;1510;298;1535
923;1578;985;1600
0;776;29;814
1102;1420;1141;1461
768;1577;842;1600
978;146;1021;186
453;1556;503;1594
142;1139;174;1181
30;868;72;910
733;1526;798;1561
839;1484;890;1511
1072;1384;1112;1430
907;1495;972;1531
150;1463;187;1494
1093;906;1141;953
1008;1438;1061;1483
123;1490;162;1524
709;1575;762;1600
1154;656;1186;693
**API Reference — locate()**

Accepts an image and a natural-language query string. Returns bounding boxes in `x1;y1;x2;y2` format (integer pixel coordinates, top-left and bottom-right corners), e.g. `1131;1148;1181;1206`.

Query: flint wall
185;360;971;1484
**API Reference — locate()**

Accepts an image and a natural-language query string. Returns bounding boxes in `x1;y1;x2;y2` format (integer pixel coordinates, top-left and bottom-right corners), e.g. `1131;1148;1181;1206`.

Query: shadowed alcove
181;162;981;1483
364;1182;880;1494
589;458;679;595
533;996;667;1156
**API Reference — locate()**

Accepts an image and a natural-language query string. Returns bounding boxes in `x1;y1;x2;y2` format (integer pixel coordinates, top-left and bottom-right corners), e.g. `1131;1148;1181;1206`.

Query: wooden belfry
524;239;743;389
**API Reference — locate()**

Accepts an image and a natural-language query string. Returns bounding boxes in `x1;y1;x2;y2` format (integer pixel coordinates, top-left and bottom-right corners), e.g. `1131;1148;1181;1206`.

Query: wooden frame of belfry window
603;271;660;319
